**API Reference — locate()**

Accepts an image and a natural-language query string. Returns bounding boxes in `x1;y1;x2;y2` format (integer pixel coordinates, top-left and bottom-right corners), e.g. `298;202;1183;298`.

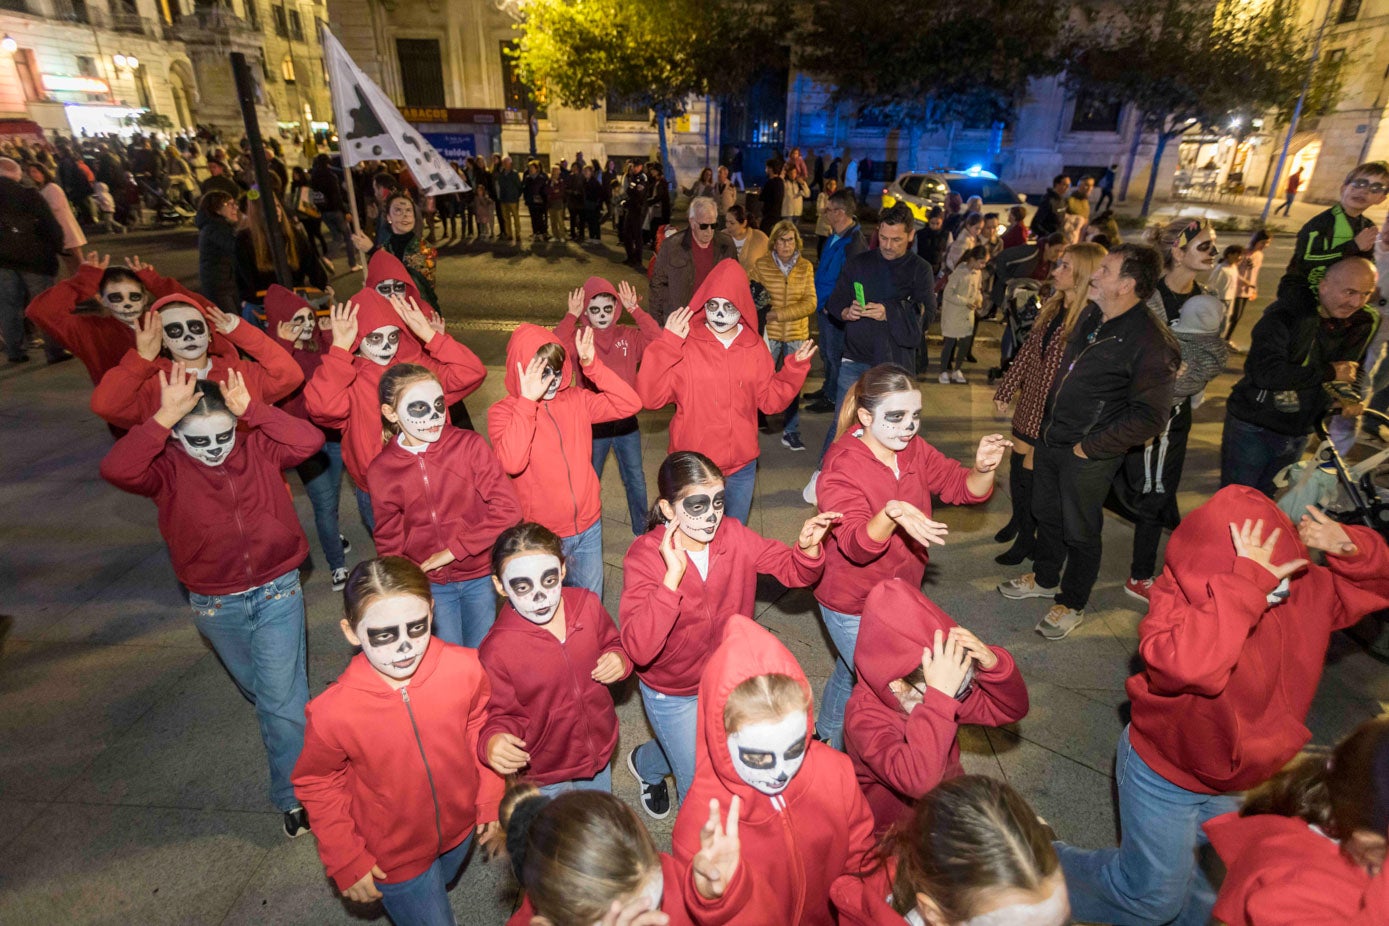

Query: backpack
0;183;57;273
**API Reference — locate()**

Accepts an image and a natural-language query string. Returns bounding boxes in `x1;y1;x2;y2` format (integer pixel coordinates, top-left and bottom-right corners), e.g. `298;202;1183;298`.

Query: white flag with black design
322;27;465;196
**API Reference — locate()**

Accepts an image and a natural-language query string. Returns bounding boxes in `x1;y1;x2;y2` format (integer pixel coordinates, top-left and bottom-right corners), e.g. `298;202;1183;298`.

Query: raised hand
593;899;670;926
203;303;240;334
948;626;998;672
485;733;531;775
135;310;162;361
567;286;585;317
885;500;949;547
1354;225;1379;253
390;293;435;341
793;341;818;363
82;251;110;270
692;796;741;900
1230;518;1309;581
797;511;842;554
591;651;626;684
974;434;1013;473
154;363;200;428
1298;505;1358;557
343;865;386;903
222;369;251;417
123;255;149;273
517;354;551;402
665;305;693;339
427;312;446;336
659;523;687;590
617;280;640;312
575;326;596;366
921;629;972;697
329;301;359;351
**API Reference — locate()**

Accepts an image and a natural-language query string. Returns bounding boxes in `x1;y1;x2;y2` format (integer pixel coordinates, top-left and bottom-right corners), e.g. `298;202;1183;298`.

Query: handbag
296;186;320;220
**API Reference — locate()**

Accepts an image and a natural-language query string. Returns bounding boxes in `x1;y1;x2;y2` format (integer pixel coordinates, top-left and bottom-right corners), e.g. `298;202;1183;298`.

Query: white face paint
160;304;211;362
396;379;446;444
102;283;147;326
668;482;725;544
957;879;1070;926
289;307;315;343
866;390;922;451
355;594;432;681
499;553;564;624
589;870;664;926
726;710;808;795
585;295;617;330
174;411;236;467
703;297;741;333
359;325;401;366
537;357;563;400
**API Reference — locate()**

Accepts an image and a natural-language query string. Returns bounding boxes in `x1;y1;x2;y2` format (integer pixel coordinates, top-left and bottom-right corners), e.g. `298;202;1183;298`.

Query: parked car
880;168;1032;231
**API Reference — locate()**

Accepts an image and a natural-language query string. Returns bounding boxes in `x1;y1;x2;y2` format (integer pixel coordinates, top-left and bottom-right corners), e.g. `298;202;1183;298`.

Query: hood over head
857;578;958;713
263;285;330;351
1164;485;1307;604
365;249;424;306
575;276;626;349
695;615;814;801
688;259;759;334
347;288;426;362
502;322;576;398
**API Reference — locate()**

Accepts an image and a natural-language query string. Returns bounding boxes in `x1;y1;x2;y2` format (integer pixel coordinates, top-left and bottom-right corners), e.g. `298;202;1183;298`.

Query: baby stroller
987;279;1043;385
135;174;195;226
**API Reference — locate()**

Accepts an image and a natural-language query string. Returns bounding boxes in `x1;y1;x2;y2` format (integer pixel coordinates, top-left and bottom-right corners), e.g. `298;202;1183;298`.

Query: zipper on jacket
417;456;445;558
558;636;599;763
543;404;582;535
401;687;445;857
223;469;254;586
773;795;806;924
1042;333;1118;447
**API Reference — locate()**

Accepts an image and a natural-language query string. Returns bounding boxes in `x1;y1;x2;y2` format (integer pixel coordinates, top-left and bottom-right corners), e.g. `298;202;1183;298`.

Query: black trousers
1031;442;1123;610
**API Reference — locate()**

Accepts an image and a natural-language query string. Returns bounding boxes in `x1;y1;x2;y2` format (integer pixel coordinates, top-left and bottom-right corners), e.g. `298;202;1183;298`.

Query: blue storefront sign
421;132;476;163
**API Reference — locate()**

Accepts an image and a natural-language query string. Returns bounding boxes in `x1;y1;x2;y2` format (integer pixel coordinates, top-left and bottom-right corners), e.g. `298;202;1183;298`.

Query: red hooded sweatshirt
90;295;305;430
507;854;696;926
99;401;322;595
845;578;1028;833
1206;813;1387;925
487;323;641;538
637;259;809;475
831;861;911;926
304;289;485;488
477;586;630;784
26;263;235;385
816;433;991;615
292;641;505;892
552;275;662;390
364;250;425;306
367;424;522;583
263;285;333;423
672;616;876;926
620;518;824;696
1127;485;1389;795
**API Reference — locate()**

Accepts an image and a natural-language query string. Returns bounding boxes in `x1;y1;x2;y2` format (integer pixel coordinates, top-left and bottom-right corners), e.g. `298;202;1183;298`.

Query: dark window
0;0;32;12
499;40;545;118
946;177;1023;205
1070;90;1121;132
243;0;260;29
605;90;647;123
288;8;304;40
899;176;923;196
271;4;288;36
397;37;446;108
1338;0;1362;23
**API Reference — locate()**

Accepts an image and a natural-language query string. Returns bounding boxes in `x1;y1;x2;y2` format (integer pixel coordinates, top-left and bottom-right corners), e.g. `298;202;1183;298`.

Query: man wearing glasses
1277;160;1388;310
648;195;736;325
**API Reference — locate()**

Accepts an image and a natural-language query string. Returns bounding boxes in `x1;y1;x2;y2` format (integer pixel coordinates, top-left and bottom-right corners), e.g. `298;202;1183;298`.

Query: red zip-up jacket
508;854;696;926
1206;813;1387;925
26;263;235;385
263;284;333;424
637;259;809;475
1128;485;1389;795
673;616;875;926
368;425;522;583
304;289;485;488
99;402;322;595
90;299;304;430
831;862;907;926
292;642;505;892
488;323;640;538
552;275;662;390
816;433;990;616
477;587;630;784
620;518;824;696
846;579;1028;833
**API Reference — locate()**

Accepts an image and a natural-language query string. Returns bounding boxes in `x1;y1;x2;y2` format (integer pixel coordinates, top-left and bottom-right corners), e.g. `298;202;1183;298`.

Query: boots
994;451;1024;543
995;461;1035;565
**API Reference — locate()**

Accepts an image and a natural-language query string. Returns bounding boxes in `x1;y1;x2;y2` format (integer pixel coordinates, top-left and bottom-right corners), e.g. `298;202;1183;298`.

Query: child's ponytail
835;363;916;439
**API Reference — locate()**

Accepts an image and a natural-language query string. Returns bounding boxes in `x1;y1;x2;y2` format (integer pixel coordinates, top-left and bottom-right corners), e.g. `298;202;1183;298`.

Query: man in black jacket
999;243;1179;640
1029;174;1070;239
0;157;65;363
989;232;1066;309
759;159;784;235
1222;256;1380;496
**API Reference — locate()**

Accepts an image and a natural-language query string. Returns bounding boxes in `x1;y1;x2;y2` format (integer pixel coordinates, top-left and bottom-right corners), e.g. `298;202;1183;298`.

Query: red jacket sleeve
477;646;529;772
755;348;810;415
849;692;962;802
292;704;378;892
618;541;686;668
25;264;101;346
223;319;303;404
920;441;991;506
367;467;407;560
304;347;359;429
636;330;684;410
468;663;506;824
591;596;632;677
99;416;171;497
1324;526;1389;631
140;267;237;361
486;396;538;475
629;305;663;359
817;463;891;566
957;648;1029;727
241;400;324;469
745;522;824;588
1138;558;1280;697
1236;865;1388;925
422;331;486;402
90;350;161;429
449;436;523;561
553;313;579;345
579;356;642;424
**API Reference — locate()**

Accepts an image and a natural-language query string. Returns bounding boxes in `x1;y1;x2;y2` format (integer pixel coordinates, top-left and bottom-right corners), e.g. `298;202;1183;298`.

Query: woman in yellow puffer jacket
752;219;819;451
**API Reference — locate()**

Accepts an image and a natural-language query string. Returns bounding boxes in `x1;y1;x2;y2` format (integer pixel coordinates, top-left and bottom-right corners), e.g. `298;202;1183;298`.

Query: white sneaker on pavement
1037;604;1085;640
997;573;1058;600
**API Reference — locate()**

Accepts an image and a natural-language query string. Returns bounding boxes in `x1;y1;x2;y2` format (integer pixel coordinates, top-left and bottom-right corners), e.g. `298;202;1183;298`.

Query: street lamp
113;53;140;72
1;35;17;54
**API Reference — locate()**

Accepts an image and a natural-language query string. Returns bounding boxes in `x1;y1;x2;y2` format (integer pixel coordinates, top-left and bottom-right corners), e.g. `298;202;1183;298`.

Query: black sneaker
283;805;311;839
340;535;352;555
781;433;806;452
626;749;671;819
804;396;835;414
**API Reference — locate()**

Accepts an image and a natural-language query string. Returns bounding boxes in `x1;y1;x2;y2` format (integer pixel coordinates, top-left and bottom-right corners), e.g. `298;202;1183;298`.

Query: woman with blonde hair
991;242;1106;565
236;191;327;311
751;219;818;451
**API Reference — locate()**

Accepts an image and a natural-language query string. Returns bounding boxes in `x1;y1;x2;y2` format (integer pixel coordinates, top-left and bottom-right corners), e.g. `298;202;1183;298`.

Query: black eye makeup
105;291;145;304
737;748;775;770
367;626;399;646
215;429;234;445
406;619;429;638
507;577;534;595
680;491;726;517
405;397;446;418
163;320;208;339
375;281;408;296
540;568;561;587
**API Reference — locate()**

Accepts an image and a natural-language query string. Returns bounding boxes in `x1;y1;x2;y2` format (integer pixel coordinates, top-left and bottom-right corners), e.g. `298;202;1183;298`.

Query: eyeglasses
375;281;409;297
104;291;145;305
1349;177;1389;195
694;222;716;230
163;319;207;339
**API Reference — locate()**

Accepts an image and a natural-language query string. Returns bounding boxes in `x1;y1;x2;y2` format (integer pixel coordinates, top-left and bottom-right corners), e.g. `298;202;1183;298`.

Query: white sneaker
331;567;348;591
802;470;820;505
997;573;1058;600
1037;604;1085;640
938;372;951;384
950;369;967;384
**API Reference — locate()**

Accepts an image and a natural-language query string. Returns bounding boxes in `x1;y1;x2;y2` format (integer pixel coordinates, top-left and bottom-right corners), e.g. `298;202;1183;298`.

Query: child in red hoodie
831;775;1070;926
846;578;1028;833
479;522;629;794
1056;485;1389;926
488;322;641;600
91;294;303;430
101;366;323;836
292;556;504;923
305;290;485;535
814;362;1007;746
368;364;522;646
1205;717;1389;925
621;450;835;816
672;615;875;926
554;276;661;535
637;258;814;524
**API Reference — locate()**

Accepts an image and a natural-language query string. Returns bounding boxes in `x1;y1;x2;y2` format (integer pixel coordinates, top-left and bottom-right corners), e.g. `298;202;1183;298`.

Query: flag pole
231;52;292;288
344;166;368;284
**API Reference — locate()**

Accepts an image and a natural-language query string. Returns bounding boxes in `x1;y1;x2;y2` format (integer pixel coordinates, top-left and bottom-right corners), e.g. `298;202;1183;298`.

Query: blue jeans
538;764;612;798
377;833;473;926
1057;726;1241;926
815;308;845;400
723;460;757;525
297;440;346;572
353;482;377;537
189;570;308;812
814;604;861;749
818;358;872;462
766;337;806;437
561;519;604;600
0;268;55;361
632;681;699;804
429;576;497;648
1219;413;1308;498
594;428;649;536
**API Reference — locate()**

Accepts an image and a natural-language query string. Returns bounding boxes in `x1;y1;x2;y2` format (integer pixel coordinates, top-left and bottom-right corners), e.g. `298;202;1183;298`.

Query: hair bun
505;792;552;882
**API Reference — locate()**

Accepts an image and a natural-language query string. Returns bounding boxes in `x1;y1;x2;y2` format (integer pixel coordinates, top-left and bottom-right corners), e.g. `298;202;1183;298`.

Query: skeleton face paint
540;364;563;400
703;297;741;333
867;391;922;452
500;553;564;624
726;711;808;795
355;594;432;681
103;285;147;325
957;878;1070;926
289;307;315;343
396;379;446;444
585;295;617;330
374;280;409;299
669;482;725;544
360;325;401;366
174;411;236;466
160;304;211;362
